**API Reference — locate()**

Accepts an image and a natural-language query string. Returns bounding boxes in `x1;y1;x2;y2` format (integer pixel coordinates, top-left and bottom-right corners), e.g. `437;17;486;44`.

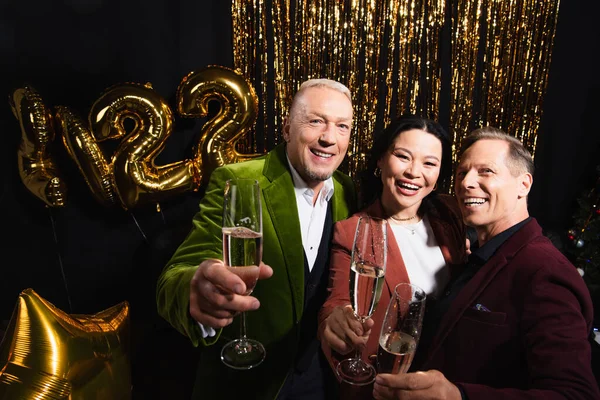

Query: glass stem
354;315;366;361
240;311;248;340
354;346;362;361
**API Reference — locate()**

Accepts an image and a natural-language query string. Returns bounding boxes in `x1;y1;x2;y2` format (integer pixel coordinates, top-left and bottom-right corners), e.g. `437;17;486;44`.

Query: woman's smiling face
378;129;442;218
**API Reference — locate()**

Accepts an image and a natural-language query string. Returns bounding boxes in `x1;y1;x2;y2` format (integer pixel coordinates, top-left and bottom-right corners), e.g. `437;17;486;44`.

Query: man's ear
517;172;533;198
282;117;291;142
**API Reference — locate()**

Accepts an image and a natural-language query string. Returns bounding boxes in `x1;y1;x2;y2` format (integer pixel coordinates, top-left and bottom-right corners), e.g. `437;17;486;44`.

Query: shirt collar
286;153;334;205
470;217;532;264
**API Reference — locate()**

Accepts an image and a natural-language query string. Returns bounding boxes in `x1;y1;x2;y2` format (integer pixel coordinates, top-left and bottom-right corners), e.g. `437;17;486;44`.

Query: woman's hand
321;304;374;355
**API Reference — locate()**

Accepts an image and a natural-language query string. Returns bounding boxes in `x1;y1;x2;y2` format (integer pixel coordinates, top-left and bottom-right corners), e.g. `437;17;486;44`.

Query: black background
1;0;599;397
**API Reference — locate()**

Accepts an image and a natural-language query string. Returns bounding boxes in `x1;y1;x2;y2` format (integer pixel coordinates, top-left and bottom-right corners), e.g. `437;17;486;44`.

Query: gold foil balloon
0;289;131;399
10;85;67;207
55;106;118;208
11;67;260;210
88;82;198;210
177;65;261;180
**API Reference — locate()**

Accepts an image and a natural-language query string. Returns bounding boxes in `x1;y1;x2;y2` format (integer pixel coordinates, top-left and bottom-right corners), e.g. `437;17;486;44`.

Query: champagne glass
376;283;426;374
337;216;387;384
220;178;265;370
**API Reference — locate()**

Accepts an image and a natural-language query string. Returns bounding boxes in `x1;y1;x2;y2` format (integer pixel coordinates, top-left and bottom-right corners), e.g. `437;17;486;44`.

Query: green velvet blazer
156;143;356;399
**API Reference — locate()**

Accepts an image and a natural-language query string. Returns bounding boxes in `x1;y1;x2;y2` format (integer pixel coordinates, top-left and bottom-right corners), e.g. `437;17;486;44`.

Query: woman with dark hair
359;115;454;208
317;114;467;393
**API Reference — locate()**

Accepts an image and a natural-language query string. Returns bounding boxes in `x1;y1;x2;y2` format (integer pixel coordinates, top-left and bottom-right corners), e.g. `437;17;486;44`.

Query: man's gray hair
288;79;352;118
297;79;351;102
459;126;534;176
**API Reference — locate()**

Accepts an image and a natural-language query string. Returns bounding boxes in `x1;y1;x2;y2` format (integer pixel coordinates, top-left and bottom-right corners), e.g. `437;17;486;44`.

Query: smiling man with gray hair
157;78;357;399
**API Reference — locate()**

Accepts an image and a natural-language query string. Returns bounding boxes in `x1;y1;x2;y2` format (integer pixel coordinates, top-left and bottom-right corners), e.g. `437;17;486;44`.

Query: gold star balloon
0;289;131;399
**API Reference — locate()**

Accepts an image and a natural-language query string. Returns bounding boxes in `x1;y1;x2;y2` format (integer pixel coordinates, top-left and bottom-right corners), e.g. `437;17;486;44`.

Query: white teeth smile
398;182;420;190
312;150;332;158
464;198;487;206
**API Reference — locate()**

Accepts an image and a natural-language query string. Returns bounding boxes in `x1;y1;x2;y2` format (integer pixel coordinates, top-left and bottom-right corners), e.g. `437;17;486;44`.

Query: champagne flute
377;283;426;374
337;216;387;384
220;178;265;370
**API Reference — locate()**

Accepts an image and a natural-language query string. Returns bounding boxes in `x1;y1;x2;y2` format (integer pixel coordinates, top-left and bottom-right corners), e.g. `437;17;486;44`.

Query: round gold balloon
10;85;67;207
0;289;131;399
55;106;118;208
176;65;261;182
88;82;197;210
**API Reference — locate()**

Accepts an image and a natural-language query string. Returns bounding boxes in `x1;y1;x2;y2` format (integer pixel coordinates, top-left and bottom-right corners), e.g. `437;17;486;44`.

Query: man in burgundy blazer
373;127;600;400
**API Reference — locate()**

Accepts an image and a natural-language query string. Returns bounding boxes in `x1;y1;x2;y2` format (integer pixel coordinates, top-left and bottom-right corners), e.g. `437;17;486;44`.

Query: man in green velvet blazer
157;79;357;399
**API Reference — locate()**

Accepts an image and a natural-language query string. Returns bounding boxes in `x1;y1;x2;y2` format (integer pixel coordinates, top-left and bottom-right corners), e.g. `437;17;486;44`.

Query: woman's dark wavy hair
358;114;453;211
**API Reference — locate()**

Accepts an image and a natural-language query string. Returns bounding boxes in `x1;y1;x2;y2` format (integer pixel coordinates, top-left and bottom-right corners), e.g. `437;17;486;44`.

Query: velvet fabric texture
418;218;600;400
318;194;467;376
156;143;357;399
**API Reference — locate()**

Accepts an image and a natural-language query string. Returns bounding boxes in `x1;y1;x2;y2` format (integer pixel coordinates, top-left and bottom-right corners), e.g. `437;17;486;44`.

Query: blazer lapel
360;201;411;301
423;219;540;366
261;144;305;322
383;223;410;300
331;173;354;222
429;217;454;264
423;254;508;366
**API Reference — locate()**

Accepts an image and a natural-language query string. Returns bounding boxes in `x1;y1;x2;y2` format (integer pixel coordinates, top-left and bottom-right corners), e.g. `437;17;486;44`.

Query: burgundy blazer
418;218;600;399
318;194;467;373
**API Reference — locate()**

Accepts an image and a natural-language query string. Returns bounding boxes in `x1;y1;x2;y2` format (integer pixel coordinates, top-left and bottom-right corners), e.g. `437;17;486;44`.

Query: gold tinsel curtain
232;0;560;184
449;0;561;164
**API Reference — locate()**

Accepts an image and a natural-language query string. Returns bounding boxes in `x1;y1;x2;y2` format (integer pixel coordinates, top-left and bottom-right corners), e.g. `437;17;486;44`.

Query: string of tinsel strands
231;0;560;192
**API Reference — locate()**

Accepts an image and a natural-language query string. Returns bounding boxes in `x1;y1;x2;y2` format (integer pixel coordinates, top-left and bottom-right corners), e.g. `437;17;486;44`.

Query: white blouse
389;215;449;299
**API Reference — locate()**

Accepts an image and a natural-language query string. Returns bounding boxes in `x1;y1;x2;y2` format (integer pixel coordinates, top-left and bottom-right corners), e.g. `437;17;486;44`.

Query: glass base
336;358;377;385
221;338;266;370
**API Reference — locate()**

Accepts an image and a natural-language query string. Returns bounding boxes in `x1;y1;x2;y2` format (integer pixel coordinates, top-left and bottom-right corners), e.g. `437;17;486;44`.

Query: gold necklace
388;214;419;235
389;214;417;222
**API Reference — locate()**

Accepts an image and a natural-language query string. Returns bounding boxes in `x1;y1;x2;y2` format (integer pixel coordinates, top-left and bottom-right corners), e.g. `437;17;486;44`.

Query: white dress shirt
287;157;334;272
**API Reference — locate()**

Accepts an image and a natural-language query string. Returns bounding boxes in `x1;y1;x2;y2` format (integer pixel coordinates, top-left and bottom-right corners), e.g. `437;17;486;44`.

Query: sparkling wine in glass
220;178;266;370
377;283;426;375
337;216;387;385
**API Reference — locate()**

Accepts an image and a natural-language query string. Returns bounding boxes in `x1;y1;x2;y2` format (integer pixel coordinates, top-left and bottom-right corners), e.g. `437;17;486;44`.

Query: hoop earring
374;167;381;177
433;183;438;191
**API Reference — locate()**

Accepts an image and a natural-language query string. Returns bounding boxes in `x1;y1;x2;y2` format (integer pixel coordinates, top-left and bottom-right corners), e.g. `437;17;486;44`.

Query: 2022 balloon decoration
10;85;68;208
0;289;131;399
11;65;261;210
